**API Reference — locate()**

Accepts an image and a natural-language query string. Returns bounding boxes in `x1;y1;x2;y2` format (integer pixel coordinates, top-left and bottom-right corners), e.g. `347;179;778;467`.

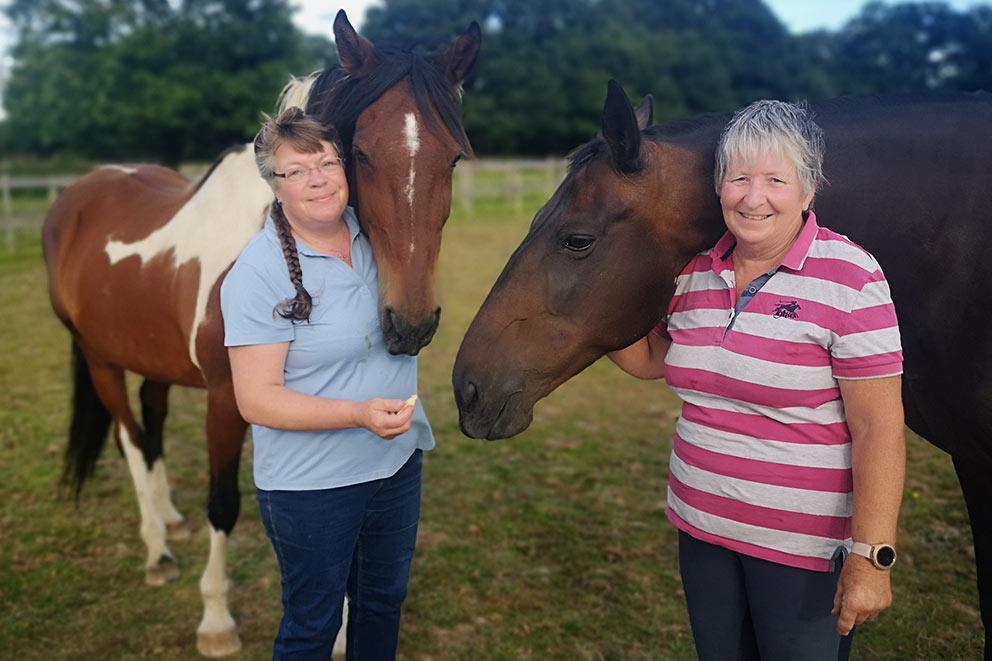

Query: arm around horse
607;329;671;380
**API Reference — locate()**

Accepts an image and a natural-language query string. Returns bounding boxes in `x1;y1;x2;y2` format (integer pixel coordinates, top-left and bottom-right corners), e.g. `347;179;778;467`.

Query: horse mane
305;50;473;157
276;74;320;113
189;143;248;195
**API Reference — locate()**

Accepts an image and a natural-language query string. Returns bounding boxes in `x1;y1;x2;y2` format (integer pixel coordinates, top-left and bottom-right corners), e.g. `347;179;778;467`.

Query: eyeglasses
273;156;345;184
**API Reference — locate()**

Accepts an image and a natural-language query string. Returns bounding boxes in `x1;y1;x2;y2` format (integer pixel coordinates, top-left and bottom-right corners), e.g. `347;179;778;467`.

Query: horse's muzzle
382;306;441;356
452;368;532;440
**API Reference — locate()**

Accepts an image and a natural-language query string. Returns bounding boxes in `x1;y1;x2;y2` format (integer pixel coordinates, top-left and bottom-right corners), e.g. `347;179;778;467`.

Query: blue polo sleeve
221;260;295;347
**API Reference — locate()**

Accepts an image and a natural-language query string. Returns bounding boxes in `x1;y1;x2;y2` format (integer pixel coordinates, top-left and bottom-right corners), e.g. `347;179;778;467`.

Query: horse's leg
85;359;179;585
139;379;191;540
196;384;247;657
953;454;992;660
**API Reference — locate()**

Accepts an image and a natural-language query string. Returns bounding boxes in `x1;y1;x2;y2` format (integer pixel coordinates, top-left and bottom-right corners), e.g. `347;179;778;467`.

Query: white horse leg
333;599;349;656
197;525;242;657
148;458;191;540
120;424;179;585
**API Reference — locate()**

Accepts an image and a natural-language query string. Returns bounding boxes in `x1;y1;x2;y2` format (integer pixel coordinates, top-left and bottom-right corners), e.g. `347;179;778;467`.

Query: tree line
2;0;991;164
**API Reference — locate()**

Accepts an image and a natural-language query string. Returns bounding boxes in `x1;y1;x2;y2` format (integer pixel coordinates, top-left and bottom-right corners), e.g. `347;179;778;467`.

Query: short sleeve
830;268;903;380
221;260;295;347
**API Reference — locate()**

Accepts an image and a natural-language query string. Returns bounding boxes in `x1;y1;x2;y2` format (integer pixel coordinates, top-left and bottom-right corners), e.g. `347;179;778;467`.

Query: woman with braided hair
220;108;432;659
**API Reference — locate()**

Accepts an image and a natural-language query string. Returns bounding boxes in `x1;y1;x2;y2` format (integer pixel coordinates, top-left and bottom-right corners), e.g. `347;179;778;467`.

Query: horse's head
310;11;480;355
453;81;722;439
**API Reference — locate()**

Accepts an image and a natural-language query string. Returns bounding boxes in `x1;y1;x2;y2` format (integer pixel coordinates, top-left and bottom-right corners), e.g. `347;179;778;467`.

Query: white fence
0;158;570;248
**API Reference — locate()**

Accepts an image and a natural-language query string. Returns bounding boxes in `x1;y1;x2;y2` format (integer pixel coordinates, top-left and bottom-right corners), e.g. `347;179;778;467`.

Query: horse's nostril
460;380;479;411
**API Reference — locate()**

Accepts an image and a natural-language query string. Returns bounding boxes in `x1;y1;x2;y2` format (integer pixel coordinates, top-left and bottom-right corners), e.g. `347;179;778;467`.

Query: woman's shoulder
810;224;884;275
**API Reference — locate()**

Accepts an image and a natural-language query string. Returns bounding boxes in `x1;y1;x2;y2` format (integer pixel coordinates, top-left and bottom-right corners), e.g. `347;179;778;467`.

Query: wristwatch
850;541;897;570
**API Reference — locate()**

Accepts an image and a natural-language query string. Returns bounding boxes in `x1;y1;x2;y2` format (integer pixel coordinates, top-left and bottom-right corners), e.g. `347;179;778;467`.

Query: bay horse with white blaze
454;81;992;657
44;10;479;656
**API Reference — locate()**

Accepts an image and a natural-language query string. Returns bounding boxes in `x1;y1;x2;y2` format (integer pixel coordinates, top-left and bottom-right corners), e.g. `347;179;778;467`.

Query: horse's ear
601;80;642;174
334;10;380;78
635;94;653;130
437;21;482;87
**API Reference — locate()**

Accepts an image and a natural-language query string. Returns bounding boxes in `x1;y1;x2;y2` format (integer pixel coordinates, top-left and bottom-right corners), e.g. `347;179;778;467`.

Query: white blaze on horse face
403;112;420;255
104;147;273;369
119;424;172;571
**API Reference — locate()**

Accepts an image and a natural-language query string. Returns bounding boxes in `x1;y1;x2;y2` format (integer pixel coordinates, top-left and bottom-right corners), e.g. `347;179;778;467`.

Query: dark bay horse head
311;11;481;355
453;81;725;439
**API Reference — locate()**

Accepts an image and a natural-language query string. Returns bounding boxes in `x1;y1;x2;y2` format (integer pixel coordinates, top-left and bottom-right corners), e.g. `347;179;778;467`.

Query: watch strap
850;541;873;559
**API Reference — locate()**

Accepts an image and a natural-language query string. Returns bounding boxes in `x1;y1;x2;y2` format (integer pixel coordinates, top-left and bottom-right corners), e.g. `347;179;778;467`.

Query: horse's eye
562;234;595;252
353;149;372;167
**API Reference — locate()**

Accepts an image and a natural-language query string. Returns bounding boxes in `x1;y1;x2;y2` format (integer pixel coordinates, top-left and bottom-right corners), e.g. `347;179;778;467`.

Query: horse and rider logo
773;300;801;319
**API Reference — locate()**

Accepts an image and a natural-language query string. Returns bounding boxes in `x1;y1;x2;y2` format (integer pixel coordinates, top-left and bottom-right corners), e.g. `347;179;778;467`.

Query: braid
271;200;313;322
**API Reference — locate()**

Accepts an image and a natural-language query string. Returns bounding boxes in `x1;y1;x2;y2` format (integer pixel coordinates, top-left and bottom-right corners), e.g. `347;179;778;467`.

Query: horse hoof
145;556;180;586
166;519;192;541
197;628;242;657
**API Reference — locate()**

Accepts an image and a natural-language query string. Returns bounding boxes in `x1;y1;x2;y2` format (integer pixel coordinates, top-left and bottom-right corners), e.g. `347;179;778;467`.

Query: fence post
458;162;474;222
1;173;12;252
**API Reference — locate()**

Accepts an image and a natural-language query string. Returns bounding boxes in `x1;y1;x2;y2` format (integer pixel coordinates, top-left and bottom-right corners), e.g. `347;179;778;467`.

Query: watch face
875;545;896;567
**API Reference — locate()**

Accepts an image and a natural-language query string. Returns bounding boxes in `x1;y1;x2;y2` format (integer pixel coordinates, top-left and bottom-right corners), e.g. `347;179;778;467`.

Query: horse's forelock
306;50;470;156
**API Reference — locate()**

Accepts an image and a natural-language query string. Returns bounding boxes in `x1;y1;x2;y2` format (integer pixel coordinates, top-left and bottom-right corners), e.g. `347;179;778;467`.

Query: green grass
0;171;983;659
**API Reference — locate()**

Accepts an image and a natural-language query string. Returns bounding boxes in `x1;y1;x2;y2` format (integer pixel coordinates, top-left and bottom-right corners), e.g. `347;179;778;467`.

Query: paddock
0;164;982;658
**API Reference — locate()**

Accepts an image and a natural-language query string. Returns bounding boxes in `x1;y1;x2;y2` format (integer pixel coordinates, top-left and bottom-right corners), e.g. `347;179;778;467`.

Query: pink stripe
839;303;899;335
670;288;729;314
673;434;853;492
721;331;831;367
679;254;715;275
669;474;851;539
832;360;903;379
681;403;850;445
664;365;840;409
667;508;833;572
789;257;875;289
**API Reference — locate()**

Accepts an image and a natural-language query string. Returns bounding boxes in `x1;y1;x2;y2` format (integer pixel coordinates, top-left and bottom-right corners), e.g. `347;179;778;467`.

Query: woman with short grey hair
610;99;904;659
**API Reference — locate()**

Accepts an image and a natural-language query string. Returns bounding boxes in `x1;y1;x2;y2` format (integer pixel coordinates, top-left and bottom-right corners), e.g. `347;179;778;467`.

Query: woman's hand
832;554;893;635
355;398;416;440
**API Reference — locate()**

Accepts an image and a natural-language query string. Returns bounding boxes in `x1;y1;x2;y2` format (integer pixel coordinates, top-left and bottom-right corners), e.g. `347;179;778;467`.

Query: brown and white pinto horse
455;82;992;656
44;11;479;656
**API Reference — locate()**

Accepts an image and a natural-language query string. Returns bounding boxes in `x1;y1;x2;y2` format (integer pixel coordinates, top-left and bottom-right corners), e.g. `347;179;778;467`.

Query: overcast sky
0;0;988;117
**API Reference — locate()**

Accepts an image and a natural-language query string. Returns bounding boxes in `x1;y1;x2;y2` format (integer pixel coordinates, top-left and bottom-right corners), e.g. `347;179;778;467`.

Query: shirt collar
710;210;820;274
265;206;362;258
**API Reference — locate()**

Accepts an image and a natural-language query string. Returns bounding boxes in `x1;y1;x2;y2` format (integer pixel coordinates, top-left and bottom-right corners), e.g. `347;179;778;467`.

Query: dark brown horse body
453;82;992;655
44;11;479;656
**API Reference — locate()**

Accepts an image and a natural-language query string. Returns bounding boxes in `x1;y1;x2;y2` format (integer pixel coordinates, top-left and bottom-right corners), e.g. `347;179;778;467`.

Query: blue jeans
678;531;854;661
257;450;423;660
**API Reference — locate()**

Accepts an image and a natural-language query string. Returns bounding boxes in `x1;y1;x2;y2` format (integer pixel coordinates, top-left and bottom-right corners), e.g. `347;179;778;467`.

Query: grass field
0;174;984;660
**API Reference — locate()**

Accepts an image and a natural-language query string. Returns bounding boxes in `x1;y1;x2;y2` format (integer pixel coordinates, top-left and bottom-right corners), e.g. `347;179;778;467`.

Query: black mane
306;50;472;157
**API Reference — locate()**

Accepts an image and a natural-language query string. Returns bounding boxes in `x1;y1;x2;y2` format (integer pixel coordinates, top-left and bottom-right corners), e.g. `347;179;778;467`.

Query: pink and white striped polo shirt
659;211;902;571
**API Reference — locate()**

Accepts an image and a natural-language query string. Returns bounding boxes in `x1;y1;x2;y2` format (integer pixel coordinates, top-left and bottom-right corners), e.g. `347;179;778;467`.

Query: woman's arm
607;330;671;380
832;375;905;635
228;343;414;439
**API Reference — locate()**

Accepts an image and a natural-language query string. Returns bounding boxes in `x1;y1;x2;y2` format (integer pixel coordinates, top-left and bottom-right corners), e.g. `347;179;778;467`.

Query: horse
453;81;992;657
43;10;480;656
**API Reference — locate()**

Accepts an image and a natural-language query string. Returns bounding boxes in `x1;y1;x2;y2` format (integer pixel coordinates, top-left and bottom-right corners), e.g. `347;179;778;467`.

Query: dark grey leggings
678;531;854;661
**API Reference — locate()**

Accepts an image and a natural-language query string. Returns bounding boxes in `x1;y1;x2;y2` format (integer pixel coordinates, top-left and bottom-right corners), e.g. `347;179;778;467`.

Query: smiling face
719;149;814;256
272;140;349;231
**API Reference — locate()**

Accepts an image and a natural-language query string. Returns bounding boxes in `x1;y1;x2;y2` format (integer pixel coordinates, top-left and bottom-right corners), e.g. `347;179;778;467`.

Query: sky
0;0;988;117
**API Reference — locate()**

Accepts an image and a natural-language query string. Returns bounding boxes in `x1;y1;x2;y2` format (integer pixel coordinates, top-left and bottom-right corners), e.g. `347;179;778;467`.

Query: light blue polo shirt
220;207;434;491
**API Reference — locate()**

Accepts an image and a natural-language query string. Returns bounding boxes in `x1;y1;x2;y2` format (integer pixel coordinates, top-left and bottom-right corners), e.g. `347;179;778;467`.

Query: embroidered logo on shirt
773;300;802;319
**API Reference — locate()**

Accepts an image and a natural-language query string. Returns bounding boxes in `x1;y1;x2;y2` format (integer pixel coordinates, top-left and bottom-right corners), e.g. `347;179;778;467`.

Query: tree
2;0;333;164
362;0;832;155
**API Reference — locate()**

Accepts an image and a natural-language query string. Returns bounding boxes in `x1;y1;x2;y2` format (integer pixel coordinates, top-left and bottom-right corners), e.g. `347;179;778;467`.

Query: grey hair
252;107;343;184
714;100;825;199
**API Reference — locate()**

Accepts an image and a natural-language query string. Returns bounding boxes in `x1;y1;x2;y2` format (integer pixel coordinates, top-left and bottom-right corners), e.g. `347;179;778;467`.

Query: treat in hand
404;394;418;408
